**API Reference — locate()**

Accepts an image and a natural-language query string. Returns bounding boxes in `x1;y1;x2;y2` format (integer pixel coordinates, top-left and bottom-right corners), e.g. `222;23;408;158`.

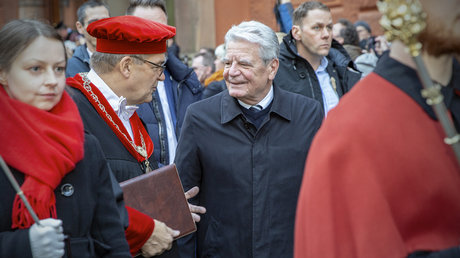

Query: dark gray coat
175;87;323;258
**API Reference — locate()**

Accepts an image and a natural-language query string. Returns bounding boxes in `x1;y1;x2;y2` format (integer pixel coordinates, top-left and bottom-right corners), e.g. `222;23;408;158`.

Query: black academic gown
68;87;179;258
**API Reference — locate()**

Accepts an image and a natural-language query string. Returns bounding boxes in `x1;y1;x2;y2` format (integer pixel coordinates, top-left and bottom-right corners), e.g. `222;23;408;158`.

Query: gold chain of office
80;73;150;170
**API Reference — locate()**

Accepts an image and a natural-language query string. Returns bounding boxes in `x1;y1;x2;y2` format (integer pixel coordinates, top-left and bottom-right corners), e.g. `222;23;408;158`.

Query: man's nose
322;28;331;38
226;62;240;76
157;71;165;81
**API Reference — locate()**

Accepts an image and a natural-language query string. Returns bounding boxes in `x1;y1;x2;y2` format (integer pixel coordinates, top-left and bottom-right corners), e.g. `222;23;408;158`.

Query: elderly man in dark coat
175;20;323;258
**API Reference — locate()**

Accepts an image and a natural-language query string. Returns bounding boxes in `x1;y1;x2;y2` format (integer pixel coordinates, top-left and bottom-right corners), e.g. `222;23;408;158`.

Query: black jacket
0;133;130;258
202;79;226;99
66;44;90;78
274;33;361;113
175;87;323;258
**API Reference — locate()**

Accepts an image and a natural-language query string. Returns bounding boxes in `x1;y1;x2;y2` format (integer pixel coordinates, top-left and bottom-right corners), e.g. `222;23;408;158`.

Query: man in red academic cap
67;15;205;257
295;0;460;257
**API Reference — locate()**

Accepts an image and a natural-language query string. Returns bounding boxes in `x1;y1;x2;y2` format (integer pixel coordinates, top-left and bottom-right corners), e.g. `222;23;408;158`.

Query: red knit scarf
67;74;153;163
0;86;84;229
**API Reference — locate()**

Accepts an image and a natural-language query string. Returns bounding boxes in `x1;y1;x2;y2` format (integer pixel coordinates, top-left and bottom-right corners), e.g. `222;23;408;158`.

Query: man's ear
0;70;7;85
291;25;302;41
76;21;85;35
119;56;133;78
268;58;279;81
337;37;344;45
205;66;212;76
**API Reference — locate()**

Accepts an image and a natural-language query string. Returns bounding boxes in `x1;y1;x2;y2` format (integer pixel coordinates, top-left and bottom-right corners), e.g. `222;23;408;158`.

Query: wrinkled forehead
301;9;332;25
224;40;262;61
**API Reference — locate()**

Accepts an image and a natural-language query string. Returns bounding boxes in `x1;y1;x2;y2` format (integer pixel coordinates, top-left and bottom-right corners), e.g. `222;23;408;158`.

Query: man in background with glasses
66;15;205;258
127;0;204;168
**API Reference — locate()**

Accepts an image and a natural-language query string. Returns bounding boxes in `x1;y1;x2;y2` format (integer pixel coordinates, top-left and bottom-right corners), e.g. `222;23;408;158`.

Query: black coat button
60;183;74;197
299;72;306;79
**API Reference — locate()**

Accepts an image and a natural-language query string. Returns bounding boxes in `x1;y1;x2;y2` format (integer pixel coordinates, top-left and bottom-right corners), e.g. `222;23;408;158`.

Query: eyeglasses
132;56;167;75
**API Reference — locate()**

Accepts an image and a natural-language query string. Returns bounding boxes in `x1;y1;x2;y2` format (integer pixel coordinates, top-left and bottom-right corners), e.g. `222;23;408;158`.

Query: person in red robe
295;0;460;257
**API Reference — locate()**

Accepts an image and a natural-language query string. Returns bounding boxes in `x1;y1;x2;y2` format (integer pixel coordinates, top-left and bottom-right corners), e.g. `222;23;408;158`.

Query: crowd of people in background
59;0;389;86
1;0;459;257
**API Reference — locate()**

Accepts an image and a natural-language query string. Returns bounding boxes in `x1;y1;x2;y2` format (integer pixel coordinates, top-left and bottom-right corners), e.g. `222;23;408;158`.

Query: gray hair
193;52;215;73
214;44;225;60
90;52;145;74
224;20;279;65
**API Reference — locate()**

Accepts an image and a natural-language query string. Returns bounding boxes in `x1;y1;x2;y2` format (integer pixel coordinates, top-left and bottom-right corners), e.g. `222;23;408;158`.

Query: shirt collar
316;57;329;73
221;85;291;124
86;47;93;58
237;85;274;110
87;69;138;120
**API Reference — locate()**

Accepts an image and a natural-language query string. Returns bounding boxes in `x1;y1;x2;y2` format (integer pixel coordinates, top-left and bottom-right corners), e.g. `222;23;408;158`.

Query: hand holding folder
120;164;197;239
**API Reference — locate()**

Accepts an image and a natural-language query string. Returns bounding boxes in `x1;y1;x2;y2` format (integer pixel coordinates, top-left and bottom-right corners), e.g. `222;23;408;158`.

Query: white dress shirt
238;85;274;110
156;81;178;164
316;57;339;116
87;69;139;139
86;47;93;58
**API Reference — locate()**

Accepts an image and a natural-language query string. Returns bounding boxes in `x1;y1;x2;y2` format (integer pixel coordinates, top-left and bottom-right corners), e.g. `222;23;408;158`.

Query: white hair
224;20;279;64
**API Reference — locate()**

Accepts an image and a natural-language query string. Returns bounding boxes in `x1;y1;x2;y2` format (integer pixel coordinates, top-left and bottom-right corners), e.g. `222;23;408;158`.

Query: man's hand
141;220;180;257
374;35;390;56
185;186;206;222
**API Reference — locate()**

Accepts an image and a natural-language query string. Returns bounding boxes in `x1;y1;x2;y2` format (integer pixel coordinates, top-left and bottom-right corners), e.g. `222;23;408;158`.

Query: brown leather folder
120;164;196;239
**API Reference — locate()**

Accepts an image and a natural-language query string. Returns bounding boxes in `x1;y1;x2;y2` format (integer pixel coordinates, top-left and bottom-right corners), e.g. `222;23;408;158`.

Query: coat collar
281;32;299;59
73;44;91;64
220;86;292;124
165;51;203;95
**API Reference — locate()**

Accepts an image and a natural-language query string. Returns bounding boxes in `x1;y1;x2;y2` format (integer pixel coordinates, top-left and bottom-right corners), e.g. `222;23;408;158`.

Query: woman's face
0;36;66;111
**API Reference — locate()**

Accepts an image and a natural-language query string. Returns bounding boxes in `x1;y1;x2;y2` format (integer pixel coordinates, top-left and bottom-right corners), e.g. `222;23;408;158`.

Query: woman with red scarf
0;19;130;257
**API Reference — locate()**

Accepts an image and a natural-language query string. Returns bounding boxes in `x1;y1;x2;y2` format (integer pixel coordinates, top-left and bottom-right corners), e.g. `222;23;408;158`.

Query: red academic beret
87;15;176;54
